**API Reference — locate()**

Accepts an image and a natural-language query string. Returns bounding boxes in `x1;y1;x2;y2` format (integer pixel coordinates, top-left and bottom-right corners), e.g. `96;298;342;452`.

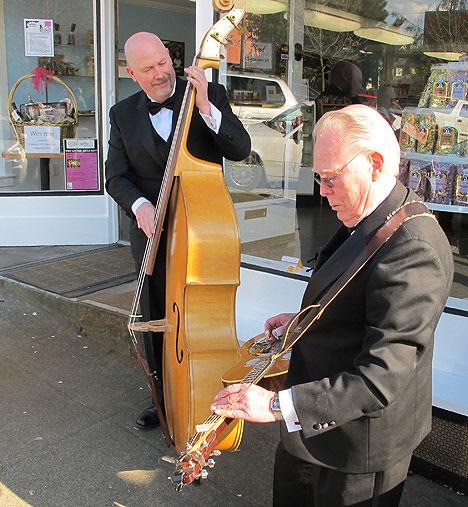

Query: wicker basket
8;73;78;152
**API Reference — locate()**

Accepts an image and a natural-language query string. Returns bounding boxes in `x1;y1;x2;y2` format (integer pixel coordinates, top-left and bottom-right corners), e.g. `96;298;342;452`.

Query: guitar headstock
163;430;221;491
198;8;244;64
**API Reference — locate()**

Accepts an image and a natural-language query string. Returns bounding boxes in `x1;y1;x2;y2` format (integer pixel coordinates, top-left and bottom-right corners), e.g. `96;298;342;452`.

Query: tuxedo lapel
303;226;365;305
134;91;162;163
302;181;410;306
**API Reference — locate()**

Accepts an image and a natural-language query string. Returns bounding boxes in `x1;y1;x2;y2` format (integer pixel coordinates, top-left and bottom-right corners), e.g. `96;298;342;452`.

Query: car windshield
264;103;312;134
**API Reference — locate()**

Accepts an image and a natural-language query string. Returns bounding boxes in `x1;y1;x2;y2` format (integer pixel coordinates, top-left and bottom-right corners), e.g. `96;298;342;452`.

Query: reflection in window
220;1;468;304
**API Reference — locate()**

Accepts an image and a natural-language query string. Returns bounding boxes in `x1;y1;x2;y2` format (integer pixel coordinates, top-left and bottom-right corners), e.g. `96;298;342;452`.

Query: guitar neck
187;355;276;454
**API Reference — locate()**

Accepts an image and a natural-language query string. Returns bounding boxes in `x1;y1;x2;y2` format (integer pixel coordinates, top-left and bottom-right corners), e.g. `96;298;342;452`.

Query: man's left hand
211;384;276;423
185;65;210;115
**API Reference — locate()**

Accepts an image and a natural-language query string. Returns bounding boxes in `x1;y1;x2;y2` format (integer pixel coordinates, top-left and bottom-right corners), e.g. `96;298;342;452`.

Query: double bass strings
127;59;196;342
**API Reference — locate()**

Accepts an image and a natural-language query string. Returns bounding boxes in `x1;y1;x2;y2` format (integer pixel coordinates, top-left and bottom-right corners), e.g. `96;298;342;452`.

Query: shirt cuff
279;389;302;432
131;197;150;216
199;102;222;134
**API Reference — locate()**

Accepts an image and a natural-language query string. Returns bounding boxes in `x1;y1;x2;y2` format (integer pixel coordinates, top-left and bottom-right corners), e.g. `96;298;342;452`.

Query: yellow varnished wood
212;0;234;12
161;7;246;455
163;167;244;453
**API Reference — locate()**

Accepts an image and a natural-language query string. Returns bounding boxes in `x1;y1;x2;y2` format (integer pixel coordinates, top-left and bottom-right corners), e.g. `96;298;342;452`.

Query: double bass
127;3;246;457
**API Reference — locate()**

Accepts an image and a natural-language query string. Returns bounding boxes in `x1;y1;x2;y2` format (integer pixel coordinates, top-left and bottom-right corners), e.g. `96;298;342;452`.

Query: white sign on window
24;19;54;57
24;126;61;154
245;42;272;71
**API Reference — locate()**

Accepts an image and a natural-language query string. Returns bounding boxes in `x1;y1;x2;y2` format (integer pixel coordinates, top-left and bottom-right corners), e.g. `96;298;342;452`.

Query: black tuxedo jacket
105;77;251;219
281;181;454;473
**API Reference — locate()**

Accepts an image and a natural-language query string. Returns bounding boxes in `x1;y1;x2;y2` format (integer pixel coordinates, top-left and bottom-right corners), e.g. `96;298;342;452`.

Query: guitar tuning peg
211;449;221;456
207;458;215;468
200;469;209;480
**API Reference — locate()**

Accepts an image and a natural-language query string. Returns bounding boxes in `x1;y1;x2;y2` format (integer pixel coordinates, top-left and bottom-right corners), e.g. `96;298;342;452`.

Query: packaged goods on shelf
400;108;419;152
426;159;456;205
402;152;467;206
418;62;468;110
408;155;431;200
453;163;468;206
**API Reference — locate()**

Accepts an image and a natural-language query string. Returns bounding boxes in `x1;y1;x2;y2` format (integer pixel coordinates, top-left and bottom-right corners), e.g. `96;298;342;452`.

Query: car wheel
224;153;265;191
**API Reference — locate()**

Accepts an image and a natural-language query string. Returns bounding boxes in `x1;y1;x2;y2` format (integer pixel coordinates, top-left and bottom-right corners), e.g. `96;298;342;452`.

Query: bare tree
303;26;365;91
424;0;468;54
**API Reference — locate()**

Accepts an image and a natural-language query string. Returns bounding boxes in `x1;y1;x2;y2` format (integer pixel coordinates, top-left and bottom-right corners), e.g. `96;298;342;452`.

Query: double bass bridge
128;318;171;333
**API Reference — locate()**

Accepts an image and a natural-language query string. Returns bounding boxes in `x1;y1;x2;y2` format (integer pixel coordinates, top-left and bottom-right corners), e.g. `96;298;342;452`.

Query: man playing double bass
212;105;453;506
105;32;250;430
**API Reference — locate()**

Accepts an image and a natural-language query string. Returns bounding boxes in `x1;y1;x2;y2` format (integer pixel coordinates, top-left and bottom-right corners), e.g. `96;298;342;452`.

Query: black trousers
130;222;167;405
273;443;411;507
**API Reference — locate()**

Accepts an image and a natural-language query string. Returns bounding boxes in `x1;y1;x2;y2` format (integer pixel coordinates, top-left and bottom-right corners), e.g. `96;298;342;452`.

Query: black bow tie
147;95;176;115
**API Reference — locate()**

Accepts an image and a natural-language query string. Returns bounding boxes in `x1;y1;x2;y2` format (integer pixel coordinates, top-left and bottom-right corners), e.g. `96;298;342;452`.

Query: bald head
124;32;166;68
124;32;176;102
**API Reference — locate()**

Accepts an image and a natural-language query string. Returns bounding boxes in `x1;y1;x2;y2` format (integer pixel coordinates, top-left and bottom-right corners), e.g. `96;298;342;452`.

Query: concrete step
0;275;134;359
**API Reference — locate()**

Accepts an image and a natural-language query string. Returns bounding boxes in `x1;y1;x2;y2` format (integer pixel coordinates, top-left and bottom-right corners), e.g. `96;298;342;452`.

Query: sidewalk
0;245;467;506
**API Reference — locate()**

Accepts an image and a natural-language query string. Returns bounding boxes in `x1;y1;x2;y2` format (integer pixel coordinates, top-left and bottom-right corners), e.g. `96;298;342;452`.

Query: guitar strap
277;200;435;356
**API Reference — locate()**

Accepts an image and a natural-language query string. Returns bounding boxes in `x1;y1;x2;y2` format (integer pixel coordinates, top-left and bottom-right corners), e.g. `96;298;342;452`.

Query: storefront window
0;0;100;193
221;0;468;306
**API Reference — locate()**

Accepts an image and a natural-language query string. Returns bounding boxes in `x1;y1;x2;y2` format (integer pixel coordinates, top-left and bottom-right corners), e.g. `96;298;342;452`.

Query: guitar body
221;334;290;392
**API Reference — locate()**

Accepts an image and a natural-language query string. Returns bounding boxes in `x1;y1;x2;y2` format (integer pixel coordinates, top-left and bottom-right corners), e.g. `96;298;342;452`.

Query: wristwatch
270;393;283;421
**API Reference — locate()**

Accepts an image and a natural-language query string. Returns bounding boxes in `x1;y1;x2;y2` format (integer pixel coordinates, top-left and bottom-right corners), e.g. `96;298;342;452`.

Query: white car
224;103;315;191
224;72;299;123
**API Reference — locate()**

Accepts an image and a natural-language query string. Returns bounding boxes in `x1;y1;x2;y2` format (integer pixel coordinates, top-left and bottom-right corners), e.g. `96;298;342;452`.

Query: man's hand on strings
264;313;296;344
135;201;156;238
185;65;210;115
211;384;276;423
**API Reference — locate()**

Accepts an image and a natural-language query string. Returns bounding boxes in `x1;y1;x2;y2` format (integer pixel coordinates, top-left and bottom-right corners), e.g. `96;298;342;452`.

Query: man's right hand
264;313;296;343
135;201;156;238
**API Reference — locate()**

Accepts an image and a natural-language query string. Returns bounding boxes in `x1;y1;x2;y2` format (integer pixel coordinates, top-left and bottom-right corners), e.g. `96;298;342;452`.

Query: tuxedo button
313;423;322;431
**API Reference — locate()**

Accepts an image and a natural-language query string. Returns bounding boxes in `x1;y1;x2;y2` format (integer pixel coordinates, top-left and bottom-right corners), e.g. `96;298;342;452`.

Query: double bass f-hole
173;302;183;364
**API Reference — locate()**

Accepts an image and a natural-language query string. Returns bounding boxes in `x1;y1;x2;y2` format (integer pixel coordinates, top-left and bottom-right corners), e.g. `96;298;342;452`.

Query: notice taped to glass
64;138;99;191
24;19;54;57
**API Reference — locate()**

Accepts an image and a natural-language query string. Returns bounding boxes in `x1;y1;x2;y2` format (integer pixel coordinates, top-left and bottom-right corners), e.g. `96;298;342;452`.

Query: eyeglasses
313;151;363;188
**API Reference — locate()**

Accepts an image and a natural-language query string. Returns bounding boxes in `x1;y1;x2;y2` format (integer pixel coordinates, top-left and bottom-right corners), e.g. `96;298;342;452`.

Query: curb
0;275;134;358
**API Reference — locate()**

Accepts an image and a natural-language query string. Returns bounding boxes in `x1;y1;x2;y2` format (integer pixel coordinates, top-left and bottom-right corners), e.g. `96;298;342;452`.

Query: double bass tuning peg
210;32;231;48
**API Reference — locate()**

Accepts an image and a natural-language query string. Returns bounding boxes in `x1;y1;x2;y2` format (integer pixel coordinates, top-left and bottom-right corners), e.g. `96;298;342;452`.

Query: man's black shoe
135;406;160;429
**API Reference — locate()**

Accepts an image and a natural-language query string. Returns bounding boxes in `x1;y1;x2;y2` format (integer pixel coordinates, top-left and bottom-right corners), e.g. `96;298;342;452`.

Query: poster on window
64;138;99;191
24;19;54;57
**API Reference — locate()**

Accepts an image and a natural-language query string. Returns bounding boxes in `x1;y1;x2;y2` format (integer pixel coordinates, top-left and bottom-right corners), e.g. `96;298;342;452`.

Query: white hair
314;104;400;176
